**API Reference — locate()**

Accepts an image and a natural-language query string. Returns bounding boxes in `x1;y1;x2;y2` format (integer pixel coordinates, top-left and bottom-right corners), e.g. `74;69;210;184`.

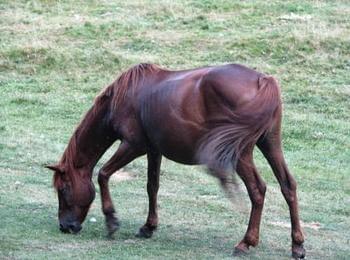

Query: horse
46;63;305;259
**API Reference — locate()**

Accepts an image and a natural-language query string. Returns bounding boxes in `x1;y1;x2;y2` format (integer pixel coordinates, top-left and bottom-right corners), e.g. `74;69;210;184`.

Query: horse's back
145;63;262;111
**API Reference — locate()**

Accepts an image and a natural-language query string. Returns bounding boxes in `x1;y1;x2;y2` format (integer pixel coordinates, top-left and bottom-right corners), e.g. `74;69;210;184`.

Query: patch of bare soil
270;221;321;230
110;169;135;183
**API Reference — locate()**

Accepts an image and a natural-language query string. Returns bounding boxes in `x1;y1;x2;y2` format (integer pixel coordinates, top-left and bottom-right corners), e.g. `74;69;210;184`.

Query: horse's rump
196;75;281;171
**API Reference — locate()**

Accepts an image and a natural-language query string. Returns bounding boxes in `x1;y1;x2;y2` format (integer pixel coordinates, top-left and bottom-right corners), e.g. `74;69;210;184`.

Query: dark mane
53;63;161;189
109;63;161;110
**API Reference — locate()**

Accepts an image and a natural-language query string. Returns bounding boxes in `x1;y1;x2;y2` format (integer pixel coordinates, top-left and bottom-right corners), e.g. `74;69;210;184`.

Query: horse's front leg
234;150;267;255
136;149;162;238
98;141;144;237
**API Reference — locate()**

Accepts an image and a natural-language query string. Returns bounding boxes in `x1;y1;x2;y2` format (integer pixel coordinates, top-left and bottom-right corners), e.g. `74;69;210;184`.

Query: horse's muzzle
59;221;82;234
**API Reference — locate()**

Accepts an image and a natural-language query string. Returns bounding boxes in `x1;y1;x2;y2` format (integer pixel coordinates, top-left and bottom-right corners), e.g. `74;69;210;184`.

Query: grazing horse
46;63;305;258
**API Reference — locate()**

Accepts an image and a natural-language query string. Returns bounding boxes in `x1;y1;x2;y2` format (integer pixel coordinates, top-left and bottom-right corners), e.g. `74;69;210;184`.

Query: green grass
0;0;349;259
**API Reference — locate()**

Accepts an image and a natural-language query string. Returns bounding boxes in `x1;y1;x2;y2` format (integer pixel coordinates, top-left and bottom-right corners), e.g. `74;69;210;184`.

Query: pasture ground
0;0;349;259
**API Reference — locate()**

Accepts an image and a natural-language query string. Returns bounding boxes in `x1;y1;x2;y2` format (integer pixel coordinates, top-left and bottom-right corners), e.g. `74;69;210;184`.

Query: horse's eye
59;185;73;206
59;186;68;195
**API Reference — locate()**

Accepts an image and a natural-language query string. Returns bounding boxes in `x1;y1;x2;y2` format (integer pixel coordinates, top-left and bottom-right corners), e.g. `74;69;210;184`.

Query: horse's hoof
233;248;248;257
292;244;306;259
135;226;154;238
106;216;120;238
233;244;249;257
233;243;249;257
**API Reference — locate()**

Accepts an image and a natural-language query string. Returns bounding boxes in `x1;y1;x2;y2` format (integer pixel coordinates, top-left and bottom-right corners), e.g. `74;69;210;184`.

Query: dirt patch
301;221;322;230
270;221;321;230
110;169;135;183
279;14;312;21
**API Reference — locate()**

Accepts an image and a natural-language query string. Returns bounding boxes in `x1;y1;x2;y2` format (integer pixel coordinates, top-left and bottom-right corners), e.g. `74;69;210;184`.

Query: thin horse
46;63;305;258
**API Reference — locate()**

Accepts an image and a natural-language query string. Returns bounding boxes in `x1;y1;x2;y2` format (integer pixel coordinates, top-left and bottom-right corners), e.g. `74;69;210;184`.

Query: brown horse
46;63;305;258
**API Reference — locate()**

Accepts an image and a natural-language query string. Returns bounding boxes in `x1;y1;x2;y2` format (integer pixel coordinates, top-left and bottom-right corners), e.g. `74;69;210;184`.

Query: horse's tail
197;75;282;171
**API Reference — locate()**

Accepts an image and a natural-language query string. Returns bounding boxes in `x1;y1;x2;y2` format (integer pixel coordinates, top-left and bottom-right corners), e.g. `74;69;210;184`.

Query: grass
0;0;349;259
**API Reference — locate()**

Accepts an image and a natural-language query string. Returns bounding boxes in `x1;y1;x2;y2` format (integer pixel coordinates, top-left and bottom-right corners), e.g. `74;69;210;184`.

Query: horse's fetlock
244;233;259;247
292;230;304;245
145;223;157;231
103;207;115;216
146;217;158;228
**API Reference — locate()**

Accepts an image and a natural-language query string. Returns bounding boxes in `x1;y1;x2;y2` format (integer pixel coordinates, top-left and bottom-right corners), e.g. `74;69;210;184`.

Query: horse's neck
63;102;116;171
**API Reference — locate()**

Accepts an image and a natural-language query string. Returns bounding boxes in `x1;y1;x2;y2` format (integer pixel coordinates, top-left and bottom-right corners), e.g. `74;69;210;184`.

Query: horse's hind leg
98;141;145;237
136;149;162;238
257;127;305;259
233;148;267;255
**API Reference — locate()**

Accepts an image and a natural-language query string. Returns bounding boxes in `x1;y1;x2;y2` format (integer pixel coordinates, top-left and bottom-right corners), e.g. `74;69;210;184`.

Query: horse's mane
53;63;161;189
98;63;162;111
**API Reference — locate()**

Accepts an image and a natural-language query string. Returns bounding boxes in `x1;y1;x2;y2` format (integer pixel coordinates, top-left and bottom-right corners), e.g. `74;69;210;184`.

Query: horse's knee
286;173;297;191
281;171;297;192
259;181;267;196
250;178;266;206
281;189;295;205
250;187;265;206
254;194;265;207
281;177;297;204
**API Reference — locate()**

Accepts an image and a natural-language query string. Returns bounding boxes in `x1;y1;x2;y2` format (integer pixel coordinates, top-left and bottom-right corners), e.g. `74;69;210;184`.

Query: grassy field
0;0;349;259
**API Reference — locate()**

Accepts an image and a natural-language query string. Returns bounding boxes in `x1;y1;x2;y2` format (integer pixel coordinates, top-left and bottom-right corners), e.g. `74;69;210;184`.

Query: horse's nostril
69;223;82;234
59;223;69;233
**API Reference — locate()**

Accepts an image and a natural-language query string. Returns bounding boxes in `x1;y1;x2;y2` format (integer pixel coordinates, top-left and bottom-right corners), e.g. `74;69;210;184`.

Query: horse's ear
45;164;64;174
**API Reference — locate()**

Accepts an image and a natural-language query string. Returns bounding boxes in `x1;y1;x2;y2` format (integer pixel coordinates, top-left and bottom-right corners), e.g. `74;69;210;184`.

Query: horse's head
46;164;95;234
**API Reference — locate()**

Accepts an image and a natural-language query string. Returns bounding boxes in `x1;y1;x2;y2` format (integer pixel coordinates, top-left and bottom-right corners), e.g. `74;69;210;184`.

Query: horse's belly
146;120;202;165
157;137;198;165
139;75;206;165
142;103;205;165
